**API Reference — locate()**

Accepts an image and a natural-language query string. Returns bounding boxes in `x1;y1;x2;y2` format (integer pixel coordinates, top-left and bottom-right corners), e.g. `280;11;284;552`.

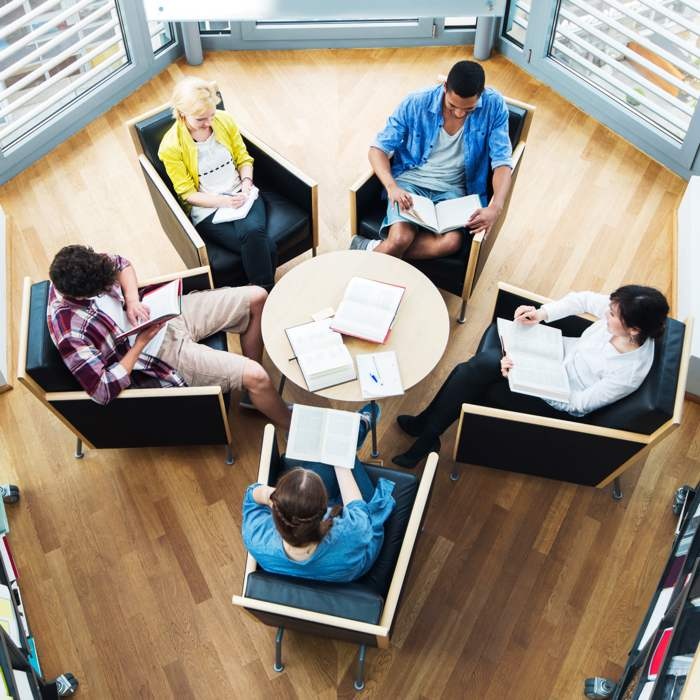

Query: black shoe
396;414;424;437
392;436;440;469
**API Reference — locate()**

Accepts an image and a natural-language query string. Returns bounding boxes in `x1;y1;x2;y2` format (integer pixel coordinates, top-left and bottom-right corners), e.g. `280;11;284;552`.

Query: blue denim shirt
373;84;513;206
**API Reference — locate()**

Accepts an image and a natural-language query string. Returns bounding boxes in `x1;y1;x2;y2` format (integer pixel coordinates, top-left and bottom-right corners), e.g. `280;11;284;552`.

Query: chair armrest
349;168;383;236
239;127;319;249
140;266;214;292
125;103;170;157
231;595;391;645
138;155;208;270
454;403;650;457
256;424;277;486
378;451;438;632
46;385;226;401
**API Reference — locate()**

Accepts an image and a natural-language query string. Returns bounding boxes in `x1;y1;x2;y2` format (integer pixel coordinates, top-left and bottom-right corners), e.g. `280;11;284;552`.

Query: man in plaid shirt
47;245;291;429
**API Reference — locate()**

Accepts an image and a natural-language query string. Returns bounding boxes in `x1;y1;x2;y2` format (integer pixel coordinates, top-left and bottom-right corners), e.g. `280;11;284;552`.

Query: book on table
330;277;405;344
398;193;481;234
285;319;356;392
286;405;360;470
497;317;571;403
110;278;182;340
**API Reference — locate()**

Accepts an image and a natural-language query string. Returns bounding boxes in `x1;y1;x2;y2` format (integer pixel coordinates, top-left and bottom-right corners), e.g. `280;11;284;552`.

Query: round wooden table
262;250;450;454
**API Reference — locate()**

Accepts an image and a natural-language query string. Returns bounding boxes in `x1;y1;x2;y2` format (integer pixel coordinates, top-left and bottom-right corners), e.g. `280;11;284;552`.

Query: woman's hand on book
125;299;150;326
500;355;514;377
217;193;248;209
514;305;546;325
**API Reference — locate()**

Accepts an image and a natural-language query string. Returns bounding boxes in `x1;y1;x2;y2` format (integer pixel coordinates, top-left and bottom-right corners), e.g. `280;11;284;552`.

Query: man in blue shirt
351;60;513;260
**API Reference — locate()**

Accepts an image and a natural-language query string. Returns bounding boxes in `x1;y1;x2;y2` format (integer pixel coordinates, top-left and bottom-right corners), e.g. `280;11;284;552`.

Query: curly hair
49;245;118;298
269;468;340;547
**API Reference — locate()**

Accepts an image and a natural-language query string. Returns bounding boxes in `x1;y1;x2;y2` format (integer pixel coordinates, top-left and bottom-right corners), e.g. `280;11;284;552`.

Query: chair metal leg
612;476;623;501
312;246;317;258
74;438;84;460
353;644;367;691
370;400;379;459
225;445;234;465
278;375;286;395
273;627;284;672
457;299;467;324
450;466;460;481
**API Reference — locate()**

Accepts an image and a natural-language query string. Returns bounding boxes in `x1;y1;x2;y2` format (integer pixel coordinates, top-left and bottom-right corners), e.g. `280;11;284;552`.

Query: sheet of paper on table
357;351;404;398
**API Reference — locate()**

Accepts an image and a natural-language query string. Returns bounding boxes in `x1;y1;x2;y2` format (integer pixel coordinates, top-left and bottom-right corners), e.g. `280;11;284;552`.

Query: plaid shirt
47;254;185;405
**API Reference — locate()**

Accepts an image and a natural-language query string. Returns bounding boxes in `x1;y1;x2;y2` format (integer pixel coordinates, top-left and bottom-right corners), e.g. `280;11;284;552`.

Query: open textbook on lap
497;317;571;403
107;279;182;341
399;193;481;234
330;277;405;344
286;405;361;470
285;319;356;392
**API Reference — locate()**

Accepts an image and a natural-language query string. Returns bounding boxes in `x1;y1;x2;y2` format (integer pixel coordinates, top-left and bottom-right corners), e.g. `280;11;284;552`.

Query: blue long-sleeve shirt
372;84;513;206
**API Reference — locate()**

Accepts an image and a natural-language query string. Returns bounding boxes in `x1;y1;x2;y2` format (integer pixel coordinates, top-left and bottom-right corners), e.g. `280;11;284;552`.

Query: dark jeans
196;197;277;289
418;349;566;438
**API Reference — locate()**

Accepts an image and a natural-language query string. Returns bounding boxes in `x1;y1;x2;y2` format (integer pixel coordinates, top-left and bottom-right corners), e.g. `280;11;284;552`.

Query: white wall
677;176;700;397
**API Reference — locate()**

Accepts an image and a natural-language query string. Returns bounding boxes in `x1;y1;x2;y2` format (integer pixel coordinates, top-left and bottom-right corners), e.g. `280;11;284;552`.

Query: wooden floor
0;46;697;699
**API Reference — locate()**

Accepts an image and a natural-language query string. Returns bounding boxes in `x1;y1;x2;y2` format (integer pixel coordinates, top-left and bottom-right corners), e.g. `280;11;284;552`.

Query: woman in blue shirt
242;411;396;582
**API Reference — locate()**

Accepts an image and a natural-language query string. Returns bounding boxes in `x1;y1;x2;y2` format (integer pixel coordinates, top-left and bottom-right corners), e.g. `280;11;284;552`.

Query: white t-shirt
539;291;655;416
190;132;242;225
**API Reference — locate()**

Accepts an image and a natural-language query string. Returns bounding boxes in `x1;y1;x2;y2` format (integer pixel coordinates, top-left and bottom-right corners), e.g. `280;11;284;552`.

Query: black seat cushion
204;189;310;289
475;317;684;434
27;280;231;408
245;462;419;622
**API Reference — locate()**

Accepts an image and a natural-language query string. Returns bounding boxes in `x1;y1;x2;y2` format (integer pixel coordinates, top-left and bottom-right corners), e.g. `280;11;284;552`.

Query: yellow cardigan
157;110;254;212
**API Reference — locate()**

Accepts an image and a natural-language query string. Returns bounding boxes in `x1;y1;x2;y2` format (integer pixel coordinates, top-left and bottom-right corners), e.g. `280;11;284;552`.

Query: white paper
435;194;481;232
212;186;259;224
357;352;404;398
638;587;673;650
286;405;360;469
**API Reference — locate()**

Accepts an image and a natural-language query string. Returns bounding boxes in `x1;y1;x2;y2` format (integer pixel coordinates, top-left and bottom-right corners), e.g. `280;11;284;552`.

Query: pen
370;372;380;384
371;356;384;385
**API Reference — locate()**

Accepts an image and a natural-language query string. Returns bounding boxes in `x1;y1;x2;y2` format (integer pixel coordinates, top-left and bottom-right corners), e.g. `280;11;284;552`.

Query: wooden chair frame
233;424;437;686
451;282;693;498
16;266;234;462
125;106;319;274
349;96;535;323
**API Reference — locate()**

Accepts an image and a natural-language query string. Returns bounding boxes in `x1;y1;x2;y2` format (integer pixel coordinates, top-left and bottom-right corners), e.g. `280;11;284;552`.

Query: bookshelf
585;481;700;700
0;486;78;699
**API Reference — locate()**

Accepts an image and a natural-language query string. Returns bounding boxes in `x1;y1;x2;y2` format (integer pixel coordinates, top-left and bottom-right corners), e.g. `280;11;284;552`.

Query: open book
285;319;356;392
286;405;360;470
497;317;571;403
212;186;259;224
399;193;481;234
112;279;182;340
330;277;405;344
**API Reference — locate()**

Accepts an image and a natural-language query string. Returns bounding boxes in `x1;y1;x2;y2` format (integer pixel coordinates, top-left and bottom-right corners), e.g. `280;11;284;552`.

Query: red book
0;536;18;582
648;627;673;679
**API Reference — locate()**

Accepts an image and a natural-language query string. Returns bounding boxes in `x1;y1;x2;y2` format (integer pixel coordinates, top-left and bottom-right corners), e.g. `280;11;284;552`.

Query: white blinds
0;0;129;150
549;0;699;141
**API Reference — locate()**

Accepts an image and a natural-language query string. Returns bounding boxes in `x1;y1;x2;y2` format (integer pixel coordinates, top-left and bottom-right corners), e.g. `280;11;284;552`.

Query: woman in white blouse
392;285;669;468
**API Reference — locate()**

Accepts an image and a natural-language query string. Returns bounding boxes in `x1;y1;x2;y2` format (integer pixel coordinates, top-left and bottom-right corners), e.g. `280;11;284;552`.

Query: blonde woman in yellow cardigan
159;77;276;290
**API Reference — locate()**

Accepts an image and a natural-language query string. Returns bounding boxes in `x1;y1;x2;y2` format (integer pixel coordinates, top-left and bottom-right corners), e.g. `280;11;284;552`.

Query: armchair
350;97;534;323
17;266;235;462
233;424;438;690
126;100;318;289
451;282;693;499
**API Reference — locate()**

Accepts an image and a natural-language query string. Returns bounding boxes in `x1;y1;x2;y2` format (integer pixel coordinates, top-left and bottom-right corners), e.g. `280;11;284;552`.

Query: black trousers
418;349;566;438
196;197;277;289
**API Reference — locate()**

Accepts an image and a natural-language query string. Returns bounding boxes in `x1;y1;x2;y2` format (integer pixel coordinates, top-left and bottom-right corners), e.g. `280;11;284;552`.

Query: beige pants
157;287;252;392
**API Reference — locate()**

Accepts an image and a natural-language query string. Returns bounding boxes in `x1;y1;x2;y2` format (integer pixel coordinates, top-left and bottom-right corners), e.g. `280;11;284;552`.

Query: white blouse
539;291;654;416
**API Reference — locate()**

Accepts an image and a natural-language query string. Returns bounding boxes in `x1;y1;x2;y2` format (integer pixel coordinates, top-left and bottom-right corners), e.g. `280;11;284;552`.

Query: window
444;16;477;29
549;0;699;142
149;19;174;54
0;0;130;151
502;0;530;47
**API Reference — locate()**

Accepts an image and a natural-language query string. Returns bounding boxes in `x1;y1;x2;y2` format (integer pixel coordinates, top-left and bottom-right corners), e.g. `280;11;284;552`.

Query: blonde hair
170;77;219;120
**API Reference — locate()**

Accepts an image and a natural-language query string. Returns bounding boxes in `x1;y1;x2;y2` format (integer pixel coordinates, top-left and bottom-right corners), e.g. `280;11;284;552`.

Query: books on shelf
398;193;481;234
357;351;404;399
11;670;33;700
0;502;6;537
286;405;360;470
0;586;19;648
331;277;405;344
497;317;571;403
0;538;16;584
285;319;356;392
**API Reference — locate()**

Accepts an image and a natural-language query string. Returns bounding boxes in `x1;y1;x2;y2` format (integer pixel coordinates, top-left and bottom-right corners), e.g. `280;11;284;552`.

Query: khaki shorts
157;286;252;392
